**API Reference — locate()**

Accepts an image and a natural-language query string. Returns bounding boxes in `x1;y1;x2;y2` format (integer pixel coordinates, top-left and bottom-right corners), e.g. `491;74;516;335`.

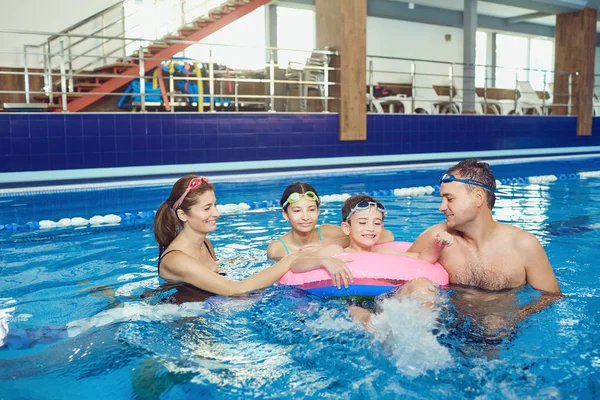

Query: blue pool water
1;156;600;399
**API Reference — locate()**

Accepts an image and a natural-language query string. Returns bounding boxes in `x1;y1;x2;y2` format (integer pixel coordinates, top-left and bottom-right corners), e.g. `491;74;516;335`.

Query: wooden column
316;0;367;141
554;7;597;135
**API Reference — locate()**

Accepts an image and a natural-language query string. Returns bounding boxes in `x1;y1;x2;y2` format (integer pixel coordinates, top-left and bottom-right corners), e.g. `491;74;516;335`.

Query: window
475;31;487;87
184;6;266;70
276;7;315;68
529;38;553;90
495;34;528;88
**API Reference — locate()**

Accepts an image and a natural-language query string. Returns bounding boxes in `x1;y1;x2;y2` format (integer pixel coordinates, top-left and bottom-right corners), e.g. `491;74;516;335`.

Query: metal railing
367;54;579;116
0;27;340;113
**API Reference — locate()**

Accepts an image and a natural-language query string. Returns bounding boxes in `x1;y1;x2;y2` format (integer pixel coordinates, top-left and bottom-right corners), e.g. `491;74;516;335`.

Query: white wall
0;0;117;67
367;17;464;88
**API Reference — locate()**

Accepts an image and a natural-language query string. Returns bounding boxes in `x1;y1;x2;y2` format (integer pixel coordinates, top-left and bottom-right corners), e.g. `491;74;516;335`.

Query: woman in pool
267;182;395;260
153;174;300;298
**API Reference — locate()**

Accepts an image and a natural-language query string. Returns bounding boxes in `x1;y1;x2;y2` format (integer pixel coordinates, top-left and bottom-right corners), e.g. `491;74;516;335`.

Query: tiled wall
1;113;600;174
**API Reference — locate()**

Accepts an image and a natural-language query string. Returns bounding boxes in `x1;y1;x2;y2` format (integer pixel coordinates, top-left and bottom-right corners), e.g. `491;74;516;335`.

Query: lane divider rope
2;170;599;233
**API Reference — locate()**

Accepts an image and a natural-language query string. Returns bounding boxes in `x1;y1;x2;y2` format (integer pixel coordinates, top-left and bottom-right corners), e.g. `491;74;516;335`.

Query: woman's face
342;206;383;248
283;197;320;234
179;190;220;234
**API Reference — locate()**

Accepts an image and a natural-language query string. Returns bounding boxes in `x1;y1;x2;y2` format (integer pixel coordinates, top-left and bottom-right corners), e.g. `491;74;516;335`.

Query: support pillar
462;0;477;114
316;0;366;141
554;7;597;135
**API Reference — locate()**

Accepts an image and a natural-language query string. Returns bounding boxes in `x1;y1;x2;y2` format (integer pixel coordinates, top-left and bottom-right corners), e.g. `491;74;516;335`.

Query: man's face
439;178;479;229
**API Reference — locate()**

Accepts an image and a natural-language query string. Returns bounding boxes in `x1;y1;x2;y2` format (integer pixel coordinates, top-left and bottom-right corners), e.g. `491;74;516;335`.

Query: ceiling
388;0;597;29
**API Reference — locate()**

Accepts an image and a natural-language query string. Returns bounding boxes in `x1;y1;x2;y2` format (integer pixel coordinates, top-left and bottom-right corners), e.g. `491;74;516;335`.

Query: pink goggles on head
171;176;209;210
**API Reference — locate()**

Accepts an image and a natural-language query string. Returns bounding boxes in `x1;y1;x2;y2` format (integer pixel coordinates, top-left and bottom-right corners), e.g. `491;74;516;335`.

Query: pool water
1;156;600;399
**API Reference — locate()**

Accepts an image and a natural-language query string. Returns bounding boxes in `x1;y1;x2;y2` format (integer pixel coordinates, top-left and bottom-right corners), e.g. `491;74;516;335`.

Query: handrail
45;1;124;42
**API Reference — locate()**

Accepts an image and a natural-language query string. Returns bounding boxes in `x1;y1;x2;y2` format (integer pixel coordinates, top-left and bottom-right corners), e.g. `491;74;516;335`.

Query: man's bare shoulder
497;222;541;251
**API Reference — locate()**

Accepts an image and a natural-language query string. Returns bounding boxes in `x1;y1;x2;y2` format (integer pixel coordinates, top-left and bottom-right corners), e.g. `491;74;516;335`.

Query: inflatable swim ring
278;242;449;297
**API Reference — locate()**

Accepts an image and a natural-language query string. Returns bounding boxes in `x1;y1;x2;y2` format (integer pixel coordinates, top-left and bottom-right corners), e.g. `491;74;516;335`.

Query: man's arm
519;231;561;294
407;223;447;253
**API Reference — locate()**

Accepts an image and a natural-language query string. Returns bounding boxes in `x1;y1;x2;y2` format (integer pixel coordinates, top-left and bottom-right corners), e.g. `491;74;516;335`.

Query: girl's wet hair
280;182;320;211
154;174;214;256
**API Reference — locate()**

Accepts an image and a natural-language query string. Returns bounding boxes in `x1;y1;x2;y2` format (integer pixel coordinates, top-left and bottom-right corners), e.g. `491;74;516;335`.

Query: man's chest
440;245;526;290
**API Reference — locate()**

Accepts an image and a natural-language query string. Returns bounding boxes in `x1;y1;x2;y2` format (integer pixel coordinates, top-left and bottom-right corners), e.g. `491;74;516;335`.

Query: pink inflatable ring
278;242;449;297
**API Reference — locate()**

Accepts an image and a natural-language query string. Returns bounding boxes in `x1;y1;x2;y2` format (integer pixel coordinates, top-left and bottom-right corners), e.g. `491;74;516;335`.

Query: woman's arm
161;252;301;296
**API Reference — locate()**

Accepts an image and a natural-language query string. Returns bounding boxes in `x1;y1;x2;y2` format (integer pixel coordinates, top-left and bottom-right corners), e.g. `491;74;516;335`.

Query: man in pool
407;159;561;336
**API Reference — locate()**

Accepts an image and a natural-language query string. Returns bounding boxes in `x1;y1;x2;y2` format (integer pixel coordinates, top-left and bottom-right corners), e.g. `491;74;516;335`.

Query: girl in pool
154;174;300;298
267;182;395;260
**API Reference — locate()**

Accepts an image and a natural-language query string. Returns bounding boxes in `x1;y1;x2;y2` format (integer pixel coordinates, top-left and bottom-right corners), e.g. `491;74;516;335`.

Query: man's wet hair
445;159;496;209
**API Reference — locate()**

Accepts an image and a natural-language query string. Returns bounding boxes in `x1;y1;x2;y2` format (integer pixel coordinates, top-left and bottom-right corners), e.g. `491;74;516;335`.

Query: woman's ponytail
154;200;182;256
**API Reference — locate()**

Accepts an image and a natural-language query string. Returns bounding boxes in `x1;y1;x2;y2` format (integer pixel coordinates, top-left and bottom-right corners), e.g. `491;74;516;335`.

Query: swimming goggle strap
345;201;387;222
171;176;209;210
282;191;320;208
439;173;495;192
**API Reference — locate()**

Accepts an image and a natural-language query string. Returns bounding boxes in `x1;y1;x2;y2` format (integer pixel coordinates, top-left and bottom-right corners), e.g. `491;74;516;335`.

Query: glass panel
475;31;487;88
277;7;315;68
529;38;553;91
495;34;528;88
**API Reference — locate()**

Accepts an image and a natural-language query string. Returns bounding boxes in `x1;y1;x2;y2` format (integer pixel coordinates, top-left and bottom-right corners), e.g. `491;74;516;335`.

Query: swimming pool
1;156;600;399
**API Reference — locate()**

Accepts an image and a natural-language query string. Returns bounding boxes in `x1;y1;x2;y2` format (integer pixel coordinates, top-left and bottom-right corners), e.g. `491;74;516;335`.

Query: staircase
36;0;271;112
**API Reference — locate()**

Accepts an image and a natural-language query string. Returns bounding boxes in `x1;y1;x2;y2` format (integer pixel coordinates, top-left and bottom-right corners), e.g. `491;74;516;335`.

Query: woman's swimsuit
279;225;323;255
152;241;222;304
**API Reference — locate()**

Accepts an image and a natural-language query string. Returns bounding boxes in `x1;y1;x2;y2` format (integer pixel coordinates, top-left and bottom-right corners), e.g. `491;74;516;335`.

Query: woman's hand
321;257;354;289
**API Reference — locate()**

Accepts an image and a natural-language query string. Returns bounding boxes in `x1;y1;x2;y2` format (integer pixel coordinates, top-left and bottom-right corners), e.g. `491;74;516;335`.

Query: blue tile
30;138;49;155
0;139;9;156
162;150;177;164
146;151;163;165
84;153;101;168
116;136;132;152
0;155;10;172
99;115;116;136
66;138;83;153
100;153;117;168
31;154;50;171
115;114;132;136
146;115;162;135
83;137;99;153
65;115;83;137
10;155;30;171
10;120;29;138
116;152;133;167
11;138;31;155
67;153;85;169
147;136;162;151
48;138;67;154
131;136;147;152
29;120;48;138
49;154;68;170
99;137;116;153
82;115;100;137
131;151;147;165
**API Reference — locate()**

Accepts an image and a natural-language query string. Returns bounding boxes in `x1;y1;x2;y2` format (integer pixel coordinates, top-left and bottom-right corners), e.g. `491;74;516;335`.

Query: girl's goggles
282;191;320;208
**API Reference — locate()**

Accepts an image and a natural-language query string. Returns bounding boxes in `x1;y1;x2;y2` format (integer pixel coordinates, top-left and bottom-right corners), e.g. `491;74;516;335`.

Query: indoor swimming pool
1;156;599;399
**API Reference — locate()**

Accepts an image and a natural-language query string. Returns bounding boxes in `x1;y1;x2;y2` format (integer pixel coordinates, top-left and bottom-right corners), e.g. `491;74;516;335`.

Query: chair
593;88;600;117
284;50;330;112
517;81;546;115
476;92;522;115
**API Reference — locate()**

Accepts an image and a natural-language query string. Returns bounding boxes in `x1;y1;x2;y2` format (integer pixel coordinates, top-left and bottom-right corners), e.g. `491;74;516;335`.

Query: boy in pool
291;194;453;289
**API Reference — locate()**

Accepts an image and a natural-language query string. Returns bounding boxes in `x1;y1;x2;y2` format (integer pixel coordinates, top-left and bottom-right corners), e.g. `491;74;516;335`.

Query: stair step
94;62;137;73
34;93;83;104
225;0;250;5
73;82;102;92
